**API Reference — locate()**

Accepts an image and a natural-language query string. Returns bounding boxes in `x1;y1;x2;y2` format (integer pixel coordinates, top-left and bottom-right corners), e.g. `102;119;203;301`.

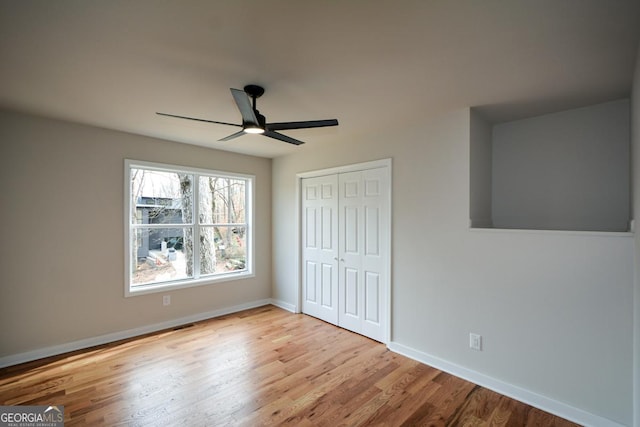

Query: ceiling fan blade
218;130;246;142
156;112;241;127
266;119;338;131
230;88;259;126
264;130;305;146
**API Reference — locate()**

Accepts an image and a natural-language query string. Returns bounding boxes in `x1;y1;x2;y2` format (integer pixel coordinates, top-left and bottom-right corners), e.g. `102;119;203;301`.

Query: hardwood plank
0;306;580;426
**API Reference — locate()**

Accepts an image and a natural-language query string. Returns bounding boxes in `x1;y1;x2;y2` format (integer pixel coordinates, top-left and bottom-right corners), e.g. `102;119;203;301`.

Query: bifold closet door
338;168;388;342
301;174;339;325
302;167;389;343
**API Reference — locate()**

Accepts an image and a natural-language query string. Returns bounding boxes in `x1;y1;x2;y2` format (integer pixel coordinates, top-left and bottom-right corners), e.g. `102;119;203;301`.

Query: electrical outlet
469;333;482;351
163;295;171;306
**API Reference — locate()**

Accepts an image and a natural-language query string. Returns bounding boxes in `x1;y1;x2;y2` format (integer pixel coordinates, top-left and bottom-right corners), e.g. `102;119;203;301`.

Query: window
125;160;254;295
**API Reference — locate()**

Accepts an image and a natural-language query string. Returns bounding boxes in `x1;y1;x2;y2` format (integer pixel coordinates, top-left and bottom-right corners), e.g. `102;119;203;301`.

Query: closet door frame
296;158;392;344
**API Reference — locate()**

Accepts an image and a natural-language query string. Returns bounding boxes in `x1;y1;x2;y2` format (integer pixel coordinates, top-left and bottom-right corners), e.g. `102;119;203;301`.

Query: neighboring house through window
125;160;254;296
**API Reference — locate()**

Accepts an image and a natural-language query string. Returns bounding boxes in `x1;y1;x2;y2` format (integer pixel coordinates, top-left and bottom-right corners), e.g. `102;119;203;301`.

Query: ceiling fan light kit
243;126;265;134
157;84;338;145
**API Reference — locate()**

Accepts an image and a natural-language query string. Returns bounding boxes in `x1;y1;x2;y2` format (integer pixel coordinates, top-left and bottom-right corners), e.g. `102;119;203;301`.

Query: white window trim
124;159;255;297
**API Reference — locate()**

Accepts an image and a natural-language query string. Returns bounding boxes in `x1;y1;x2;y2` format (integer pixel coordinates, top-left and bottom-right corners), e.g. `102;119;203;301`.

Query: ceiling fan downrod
243;84;264;111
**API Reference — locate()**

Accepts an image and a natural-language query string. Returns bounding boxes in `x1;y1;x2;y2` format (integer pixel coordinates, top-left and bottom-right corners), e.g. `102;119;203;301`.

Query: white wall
0;110;272;358
631;44;640;427
492;99;630;232
273;109;635;426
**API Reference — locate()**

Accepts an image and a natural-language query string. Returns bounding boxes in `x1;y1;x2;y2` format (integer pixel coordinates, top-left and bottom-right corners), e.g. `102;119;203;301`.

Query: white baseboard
269;298;297;313
0;299;272;369
387;341;626;427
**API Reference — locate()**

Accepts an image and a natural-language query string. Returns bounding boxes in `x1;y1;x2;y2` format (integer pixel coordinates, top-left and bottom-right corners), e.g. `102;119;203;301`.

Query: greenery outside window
125;160;254;296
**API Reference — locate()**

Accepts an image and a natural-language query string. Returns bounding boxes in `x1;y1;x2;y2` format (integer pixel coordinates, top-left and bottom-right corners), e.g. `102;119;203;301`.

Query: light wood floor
0;305;579;426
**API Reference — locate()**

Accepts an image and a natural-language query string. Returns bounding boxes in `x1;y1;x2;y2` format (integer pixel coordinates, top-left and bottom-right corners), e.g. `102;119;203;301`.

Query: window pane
198;176;246;224
228;179;246;223
131;168;193;224
198;225;217;275
131;227;192;286
211;226;247;274
198;176;222;225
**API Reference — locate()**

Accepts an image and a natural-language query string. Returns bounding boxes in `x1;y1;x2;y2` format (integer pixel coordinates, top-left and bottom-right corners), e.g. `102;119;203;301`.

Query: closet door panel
360;168;388;341
338;171;364;333
365;271;380;323
302;175;339;325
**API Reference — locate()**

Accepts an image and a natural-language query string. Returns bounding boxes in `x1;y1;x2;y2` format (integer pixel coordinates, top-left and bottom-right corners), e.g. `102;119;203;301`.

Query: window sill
125;271;255;297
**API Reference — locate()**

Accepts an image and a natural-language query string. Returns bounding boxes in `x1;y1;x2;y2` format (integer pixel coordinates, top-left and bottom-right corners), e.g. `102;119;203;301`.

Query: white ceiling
1;1;639;158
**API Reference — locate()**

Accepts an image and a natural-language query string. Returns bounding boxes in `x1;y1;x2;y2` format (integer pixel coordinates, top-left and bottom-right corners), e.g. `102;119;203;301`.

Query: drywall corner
469;108;493;228
631;42;640;427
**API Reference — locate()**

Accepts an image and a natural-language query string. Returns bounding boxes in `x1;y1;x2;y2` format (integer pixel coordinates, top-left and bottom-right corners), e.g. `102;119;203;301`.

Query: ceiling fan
157;84;339;145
